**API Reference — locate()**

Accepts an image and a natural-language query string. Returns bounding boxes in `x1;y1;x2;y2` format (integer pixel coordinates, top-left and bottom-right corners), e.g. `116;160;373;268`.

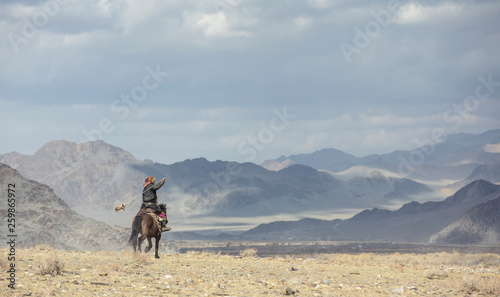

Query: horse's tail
128;215;142;246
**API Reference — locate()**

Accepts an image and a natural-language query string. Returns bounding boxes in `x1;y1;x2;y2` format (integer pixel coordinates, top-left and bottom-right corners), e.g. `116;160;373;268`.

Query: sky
0;0;499;165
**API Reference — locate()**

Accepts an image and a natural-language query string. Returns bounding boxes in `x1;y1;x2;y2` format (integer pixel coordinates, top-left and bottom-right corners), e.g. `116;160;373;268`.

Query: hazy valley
0;129;499;250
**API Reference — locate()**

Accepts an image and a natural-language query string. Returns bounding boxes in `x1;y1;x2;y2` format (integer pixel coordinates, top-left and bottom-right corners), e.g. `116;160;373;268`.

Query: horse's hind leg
144;237;153;253
138;236;145;253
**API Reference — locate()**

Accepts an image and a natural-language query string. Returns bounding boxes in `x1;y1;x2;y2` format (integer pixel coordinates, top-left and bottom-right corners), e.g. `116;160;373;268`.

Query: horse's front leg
154;236;161;259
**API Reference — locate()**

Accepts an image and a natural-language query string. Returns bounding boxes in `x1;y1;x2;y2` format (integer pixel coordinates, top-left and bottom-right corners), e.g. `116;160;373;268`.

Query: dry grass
2;247;500;296
31;244;54;251
425;268;449;279
239;247;258;258
35;251;64;276
0;257;8;271
462;274;500;294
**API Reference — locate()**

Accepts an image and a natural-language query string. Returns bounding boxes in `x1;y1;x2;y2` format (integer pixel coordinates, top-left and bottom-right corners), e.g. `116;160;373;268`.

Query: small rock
285;287;295;295
392;287;404;294
291;267;298;271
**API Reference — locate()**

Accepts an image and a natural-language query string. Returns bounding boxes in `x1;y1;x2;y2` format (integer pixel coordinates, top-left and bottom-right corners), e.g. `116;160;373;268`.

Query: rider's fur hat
144;176;155;187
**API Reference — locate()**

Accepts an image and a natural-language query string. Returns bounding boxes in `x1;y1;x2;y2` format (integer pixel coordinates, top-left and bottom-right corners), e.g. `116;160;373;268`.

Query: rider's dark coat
143;179;165;204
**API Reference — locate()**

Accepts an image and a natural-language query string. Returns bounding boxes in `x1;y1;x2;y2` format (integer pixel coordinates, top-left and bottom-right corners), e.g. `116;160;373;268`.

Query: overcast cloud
0;0;499;164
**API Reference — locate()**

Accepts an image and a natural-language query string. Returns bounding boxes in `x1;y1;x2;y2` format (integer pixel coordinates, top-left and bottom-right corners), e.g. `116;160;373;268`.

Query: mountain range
267;129;500;187
0;140;438;231
0;129;499;246
242;180;500;244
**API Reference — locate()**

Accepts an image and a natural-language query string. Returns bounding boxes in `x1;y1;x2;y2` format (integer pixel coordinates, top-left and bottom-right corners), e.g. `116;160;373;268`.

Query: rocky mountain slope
0;140;145;210
430;196;500;244
0;163;129;250
242;180;500;243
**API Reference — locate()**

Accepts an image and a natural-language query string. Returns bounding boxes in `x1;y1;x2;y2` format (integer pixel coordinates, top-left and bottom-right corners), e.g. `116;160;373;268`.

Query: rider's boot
161;220;171;232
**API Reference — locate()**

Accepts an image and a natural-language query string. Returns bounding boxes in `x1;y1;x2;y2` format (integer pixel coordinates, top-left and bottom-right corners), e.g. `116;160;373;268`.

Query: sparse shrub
482;262;498;268
463;275;500;294
425;268;448;279
357;253;375;264
239;248;258;258
36;251;64;276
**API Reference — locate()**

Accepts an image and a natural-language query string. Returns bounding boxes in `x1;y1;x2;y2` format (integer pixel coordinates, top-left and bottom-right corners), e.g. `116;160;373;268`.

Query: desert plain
2;243;500;296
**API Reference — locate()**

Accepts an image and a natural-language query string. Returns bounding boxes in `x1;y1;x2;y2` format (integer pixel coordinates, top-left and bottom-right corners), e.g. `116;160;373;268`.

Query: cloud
307;0;335;10
294;16;312;29
394;2;463;25
187;11;252;39
0;0;499;165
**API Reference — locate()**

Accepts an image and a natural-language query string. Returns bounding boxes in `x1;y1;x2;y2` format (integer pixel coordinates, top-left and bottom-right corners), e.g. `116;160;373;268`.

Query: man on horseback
141;176;171;232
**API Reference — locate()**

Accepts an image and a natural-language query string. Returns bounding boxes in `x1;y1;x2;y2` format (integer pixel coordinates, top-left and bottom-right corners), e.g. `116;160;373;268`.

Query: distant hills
430;195;500;244
242;180;500;244
274;148;364;172
0;129;499;246
266;129;500;186
0;140;436;230
0;163;129;250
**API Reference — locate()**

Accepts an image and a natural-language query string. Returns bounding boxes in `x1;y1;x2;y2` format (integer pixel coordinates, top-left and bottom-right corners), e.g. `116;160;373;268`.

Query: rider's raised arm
151;178;165;190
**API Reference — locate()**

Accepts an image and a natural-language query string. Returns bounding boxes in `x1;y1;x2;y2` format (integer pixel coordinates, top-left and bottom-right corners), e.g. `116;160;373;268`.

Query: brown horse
128;210;162;258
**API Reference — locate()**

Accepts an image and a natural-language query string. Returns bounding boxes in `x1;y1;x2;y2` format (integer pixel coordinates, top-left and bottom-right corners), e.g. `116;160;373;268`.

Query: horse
128;210;162;258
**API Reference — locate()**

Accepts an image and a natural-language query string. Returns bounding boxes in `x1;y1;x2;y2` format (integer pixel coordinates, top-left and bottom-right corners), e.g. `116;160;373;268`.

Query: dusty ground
2;245;500;296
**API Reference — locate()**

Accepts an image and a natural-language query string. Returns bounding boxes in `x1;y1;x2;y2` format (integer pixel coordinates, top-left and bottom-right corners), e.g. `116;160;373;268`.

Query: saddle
136;208;164;232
